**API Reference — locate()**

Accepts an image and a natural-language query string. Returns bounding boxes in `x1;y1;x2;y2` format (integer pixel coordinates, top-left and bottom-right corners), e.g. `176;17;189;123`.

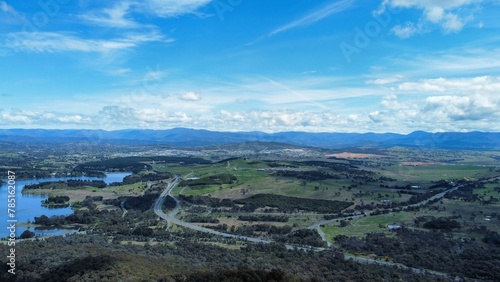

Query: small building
387;224;401;230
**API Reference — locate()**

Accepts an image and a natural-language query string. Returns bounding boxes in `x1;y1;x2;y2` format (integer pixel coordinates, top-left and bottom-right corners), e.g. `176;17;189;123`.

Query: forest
0;234;449;282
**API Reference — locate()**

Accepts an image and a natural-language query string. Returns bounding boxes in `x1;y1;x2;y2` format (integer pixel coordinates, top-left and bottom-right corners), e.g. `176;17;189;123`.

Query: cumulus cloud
397;76;500;93
206;110;364;132
96;105;192;128
378;0;482;37
391;22;420;38
0;110;92;126
2;73;498;132
366;75;404;85
179;91;201;101
424;94;499;121
380;94;409;110
365;75;500;132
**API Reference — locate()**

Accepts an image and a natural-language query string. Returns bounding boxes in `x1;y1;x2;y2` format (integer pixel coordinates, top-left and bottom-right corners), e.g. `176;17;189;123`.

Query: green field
322;212;415;239
378;164;495;183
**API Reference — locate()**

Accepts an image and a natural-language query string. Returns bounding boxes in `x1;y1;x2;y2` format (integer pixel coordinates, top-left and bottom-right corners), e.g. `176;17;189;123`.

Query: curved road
153;175;269;244
153;175;500;278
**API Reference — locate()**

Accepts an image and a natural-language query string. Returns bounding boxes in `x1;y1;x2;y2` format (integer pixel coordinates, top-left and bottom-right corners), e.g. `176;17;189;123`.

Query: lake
0;172;131;238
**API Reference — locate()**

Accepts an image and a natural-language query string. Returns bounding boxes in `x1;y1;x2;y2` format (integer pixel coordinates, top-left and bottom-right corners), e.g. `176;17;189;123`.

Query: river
0;172;131;238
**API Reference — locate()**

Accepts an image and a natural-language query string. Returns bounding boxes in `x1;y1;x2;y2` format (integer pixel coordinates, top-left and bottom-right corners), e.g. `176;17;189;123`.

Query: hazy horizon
0;127;499;135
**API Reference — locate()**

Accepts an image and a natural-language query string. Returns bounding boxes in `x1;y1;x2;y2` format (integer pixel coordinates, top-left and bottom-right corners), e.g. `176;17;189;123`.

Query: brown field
326;152;387;159
401;161;441;166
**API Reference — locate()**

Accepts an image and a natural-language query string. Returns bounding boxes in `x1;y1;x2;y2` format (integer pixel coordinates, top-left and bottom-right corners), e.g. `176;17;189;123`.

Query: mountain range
0;128;499;150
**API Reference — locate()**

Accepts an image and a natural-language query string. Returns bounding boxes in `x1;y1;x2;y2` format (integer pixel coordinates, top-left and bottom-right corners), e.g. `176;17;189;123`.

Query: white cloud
179;92;202;101
108;68;132;76
57;115;91;123
365;75;500;132
96;105;192;128
141;0;213;18
3;73;499;133
442;13;466;33
0;110;92;126
80;0;213;28
366;75;404;85
380;94;409;110
422;93;499;122
386;48;500;77
378;0;482;37
80;2;141;28
397;76;500;93
0;1;16;15
269;0;354;37
4;30;168;53
209;110;353;132
391;22;420;38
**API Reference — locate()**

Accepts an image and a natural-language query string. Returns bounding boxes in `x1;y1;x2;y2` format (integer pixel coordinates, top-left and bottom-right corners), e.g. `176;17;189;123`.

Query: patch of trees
74;156;210;173
429;180;452;189
445;182;499;204
225;224;293;237
276;229;326;248
122;193;160;212
184;216;220;224
336;228;500;281
179;195;236;208
132;226;154;237
20;229;35;239
43;196;71;208
235;194;352;213
4;169;53;179
162;195;177;210
264;162;298;168
24;181;65;190
422;217;461;231
483;231;500;246
180;173;237;187
175;268;293;282
110;171;173;186
45;195;70;204
215;157;241;163
67;179;106;188
237;215;289;222
355;190;444;212
0;234;442;282
24;179;107;190
34;210;95;226
379;176;396;181
275;170;340;181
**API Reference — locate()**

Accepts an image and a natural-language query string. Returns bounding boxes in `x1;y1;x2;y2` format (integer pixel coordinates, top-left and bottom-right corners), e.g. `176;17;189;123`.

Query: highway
152;175;500;279
153;175;270;243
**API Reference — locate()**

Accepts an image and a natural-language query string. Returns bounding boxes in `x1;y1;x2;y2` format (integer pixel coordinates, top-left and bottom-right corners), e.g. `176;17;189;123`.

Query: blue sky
0;0;499;133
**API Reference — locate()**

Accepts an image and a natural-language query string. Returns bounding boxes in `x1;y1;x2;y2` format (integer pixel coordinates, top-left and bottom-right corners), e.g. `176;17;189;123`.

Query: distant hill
0;128;498;150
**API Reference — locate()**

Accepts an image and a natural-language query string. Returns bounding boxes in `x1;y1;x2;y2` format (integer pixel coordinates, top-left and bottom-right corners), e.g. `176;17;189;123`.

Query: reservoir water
1;172;131;238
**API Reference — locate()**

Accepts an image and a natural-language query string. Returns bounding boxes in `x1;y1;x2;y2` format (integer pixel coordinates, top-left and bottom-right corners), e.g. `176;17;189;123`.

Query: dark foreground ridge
1;128;499;149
